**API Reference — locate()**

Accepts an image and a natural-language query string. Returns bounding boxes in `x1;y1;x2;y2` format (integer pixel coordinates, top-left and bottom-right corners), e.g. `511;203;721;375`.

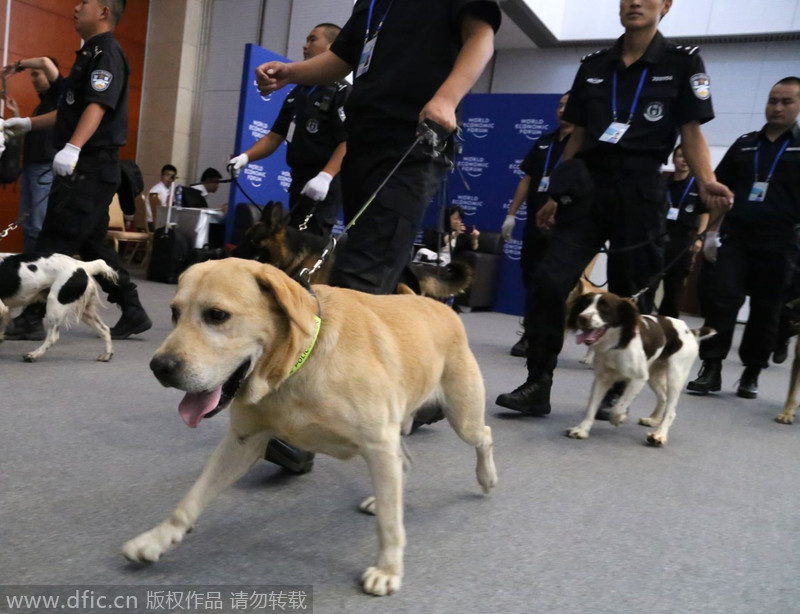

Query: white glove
228;153;249;178
501;215;516;241
0;120;5;157
4;116;31;136
703;231;721;263
301;171;333;201
52;143;81;176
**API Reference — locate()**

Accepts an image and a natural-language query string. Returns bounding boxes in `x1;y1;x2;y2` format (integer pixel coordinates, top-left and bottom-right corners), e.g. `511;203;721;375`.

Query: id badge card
666;207;680;221
356;36;377;78
286;120;296;144
748;181;768;202
538;176;550;193
598;121;630;144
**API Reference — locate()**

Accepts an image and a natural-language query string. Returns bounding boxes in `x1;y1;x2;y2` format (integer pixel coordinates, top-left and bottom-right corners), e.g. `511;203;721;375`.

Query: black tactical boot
736;366;760;399
596;381;627;421
264;438;315;474
772;338;791;364
495;374;552;416
510;336;528;357
3;303;46;341
686;360;722;394
110;303;152;339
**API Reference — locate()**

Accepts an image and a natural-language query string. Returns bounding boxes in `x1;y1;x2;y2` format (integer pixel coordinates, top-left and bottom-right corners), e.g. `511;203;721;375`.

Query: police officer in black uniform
687;76;800;399
229;24;350;238
5;0;151;341
501;92;573;357
496;0;733;418
253;0;501;473
655;143;707;318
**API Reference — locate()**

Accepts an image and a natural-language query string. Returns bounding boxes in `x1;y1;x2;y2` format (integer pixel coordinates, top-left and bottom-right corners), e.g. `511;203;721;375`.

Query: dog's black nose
150;354;183;386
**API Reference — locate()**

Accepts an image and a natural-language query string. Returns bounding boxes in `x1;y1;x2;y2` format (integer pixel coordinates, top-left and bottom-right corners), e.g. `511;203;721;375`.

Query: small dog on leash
566;291;714;446
232;202;473;298
566;275;608;366
0;253;117;362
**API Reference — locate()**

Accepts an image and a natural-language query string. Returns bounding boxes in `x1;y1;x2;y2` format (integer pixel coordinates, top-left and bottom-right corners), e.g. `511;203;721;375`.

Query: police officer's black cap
548;158;594;223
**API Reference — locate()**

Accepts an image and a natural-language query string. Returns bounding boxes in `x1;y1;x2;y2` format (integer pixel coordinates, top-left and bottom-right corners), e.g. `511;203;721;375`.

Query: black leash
0;168;70;244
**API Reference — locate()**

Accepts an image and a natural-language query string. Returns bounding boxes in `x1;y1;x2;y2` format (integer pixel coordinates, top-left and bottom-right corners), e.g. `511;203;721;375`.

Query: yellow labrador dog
122;258;497;596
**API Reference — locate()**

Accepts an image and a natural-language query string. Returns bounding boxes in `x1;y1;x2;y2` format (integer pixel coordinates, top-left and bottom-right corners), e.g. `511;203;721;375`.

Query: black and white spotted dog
566;292;714;446
0;253;118;362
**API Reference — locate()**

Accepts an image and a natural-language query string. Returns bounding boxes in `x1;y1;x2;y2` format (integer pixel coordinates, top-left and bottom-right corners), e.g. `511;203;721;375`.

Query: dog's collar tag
288;315;322;377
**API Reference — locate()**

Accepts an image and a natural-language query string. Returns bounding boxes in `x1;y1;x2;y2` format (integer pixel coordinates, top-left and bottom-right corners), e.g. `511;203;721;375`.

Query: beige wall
138;0;209;194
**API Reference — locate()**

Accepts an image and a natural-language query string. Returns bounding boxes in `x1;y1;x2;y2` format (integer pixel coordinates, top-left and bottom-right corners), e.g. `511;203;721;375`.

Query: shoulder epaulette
736;131;758;142
581;48;610;63
668;43;700;56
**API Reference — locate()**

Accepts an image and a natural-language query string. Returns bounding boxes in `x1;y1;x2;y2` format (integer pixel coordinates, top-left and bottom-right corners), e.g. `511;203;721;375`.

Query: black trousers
287;169;343;238
520;217;550;318
35;151;138;306
656;227;696;318
330;143;445;295
525;162;666;376
699;221;796;369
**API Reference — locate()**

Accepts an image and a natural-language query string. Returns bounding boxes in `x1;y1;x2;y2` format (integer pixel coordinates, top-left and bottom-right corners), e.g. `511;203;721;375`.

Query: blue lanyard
542;141;563;177
754;138;790;183
667;176;695;207
364;0;394;45
612;68;648;124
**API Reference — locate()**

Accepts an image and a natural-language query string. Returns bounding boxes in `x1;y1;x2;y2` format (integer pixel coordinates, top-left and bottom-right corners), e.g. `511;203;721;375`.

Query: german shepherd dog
231;202;474;299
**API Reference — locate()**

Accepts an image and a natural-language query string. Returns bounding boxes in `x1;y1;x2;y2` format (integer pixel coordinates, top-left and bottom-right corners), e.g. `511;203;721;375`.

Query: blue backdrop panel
446;93;562;316
226;44;292;242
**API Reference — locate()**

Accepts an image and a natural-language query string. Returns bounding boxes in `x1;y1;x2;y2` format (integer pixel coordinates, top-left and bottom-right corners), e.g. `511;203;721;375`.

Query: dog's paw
646;432;667;447
775;412;795;425
579;355;593;366
22;352;38;363
122;523;188;563
638;416;658;427
566;426;589;439
358;496;377;516
609;412;628;427
361;566;402;596
97;352;113;362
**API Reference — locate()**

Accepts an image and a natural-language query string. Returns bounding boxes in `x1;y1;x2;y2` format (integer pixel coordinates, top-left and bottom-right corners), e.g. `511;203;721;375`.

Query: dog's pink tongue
178;388;222;428
576;330;592;345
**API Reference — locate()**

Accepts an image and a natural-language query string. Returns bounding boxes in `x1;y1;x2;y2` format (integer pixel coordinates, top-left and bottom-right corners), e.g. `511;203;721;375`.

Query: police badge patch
690;73;710;100
306;118;319;134
644;101;664;122
91;70;113;92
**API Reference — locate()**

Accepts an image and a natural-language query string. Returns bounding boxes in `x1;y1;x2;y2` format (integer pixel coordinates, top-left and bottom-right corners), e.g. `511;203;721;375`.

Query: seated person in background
656;144;708;318
147;163;178;227
187;167;228;213
415;205;480;265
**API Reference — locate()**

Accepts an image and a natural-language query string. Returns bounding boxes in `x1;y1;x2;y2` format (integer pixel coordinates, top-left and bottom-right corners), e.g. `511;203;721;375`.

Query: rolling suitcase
146;183;190;283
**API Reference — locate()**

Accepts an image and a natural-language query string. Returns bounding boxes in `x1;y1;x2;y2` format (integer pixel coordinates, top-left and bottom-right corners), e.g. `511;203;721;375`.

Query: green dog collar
288;315;322;376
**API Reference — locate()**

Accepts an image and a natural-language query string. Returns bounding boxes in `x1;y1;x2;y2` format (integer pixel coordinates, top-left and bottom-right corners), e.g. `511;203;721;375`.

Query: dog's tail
82;259;120;285
692;326;717;342
412;261;474;300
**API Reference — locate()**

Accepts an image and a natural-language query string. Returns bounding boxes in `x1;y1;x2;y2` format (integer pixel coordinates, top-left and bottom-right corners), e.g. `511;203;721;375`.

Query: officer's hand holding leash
419;95;458;134
227;153;249;178
301;172;333;201
700;180;734;213
52;143;80;176
255;61;292;96
536;198;558;230
501;215;515;241
4;116;31;137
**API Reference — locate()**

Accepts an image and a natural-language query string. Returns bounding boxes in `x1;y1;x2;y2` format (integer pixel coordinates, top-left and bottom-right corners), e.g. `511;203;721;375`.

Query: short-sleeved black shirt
666;175;704;229
565;31;714;163
23;75;65;164
330;0;501;146
519;130;571;212
715;123;800;227
271;82;351;173
54;31;130;152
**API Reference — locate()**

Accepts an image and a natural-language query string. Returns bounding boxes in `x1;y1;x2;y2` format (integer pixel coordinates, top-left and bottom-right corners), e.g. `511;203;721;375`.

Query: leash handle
299;234;338;282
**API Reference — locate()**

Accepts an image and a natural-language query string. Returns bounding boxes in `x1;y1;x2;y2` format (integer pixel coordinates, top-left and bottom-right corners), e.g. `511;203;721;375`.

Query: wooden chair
107;194;153;268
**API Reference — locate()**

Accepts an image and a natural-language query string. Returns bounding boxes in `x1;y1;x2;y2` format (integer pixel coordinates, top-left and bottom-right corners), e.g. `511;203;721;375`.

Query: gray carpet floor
1;269;798;614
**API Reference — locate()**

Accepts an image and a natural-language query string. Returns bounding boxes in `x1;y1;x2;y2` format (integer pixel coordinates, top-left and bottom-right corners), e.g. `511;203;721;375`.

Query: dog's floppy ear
616;297;640;348
566;293;592;330
248;264;318;400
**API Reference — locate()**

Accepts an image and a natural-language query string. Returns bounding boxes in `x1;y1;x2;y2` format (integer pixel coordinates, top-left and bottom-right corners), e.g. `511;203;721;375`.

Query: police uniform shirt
565;31;714;162
330;0;501;144
716;123;800;227
666;175;704;229
54;31;130;151
24;75;65;164
271;82;350;173
519;130;570;212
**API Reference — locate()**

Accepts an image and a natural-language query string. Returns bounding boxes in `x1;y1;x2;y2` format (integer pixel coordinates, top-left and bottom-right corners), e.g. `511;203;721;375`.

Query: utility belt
79;148;119;161
581;150;663;174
